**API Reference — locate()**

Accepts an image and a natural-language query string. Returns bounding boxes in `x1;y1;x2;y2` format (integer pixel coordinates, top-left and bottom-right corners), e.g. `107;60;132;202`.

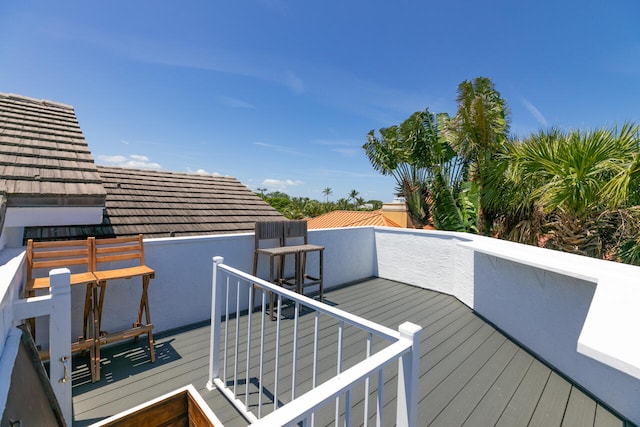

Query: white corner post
207;256;224;390
12;268;73;425
396;321;422;427
49;268;73;426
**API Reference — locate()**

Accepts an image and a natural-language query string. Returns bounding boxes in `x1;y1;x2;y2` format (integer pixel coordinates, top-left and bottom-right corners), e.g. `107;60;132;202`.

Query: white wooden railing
10;268;73;425
206;256;422;427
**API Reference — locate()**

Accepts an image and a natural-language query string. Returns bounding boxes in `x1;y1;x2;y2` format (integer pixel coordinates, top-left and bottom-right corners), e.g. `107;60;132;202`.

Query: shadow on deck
71;278;628;427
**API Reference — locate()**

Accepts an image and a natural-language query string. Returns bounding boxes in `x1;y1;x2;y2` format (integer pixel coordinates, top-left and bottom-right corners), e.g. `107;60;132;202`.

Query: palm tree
445;77;510;235
496;125;638;259
322;187;332;204
364;108;463;228
348;189;359;207
335;198;351;210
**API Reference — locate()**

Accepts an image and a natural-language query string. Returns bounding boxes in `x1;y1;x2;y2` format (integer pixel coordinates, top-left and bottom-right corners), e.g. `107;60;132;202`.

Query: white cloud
262;178;304;191
61;21;426;123
186;167;222;176
99;155;128;163
253;141;307;156
521;98;548;127
286;70;304;94
130;154;150;162
97;154;162;169
312;139;361;157
218;95;256;109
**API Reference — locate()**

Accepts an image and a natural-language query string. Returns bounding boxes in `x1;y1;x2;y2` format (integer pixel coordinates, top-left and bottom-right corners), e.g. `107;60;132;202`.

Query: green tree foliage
444;77;510;235
322;187;332;203
363;108;463;228
348;189;359;208
492;124;640;261
367;200;383;210
262;190;377;219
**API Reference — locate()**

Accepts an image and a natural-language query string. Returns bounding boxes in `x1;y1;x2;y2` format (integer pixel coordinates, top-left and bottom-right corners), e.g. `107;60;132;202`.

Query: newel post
49;268;72;426
207;256;224;390
396;321;422;427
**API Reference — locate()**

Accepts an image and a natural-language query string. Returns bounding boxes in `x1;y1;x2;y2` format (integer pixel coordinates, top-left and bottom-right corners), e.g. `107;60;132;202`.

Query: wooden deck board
463;348;534;426
562;386;596;427
595;404;626;427
71;278;627;426
529;371;572;427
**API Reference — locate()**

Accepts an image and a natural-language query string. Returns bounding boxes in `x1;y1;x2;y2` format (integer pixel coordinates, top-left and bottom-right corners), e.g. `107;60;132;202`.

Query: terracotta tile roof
0;92;106;207
25;166;286;240
306;209;402;229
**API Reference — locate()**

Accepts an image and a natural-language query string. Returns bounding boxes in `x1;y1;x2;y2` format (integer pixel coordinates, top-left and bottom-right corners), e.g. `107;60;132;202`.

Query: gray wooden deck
71;278;628;426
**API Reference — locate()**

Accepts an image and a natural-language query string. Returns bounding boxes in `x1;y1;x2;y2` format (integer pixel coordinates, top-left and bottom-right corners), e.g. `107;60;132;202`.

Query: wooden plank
70;278;626;427
594;404;625;427
495;359;551;427
421;330;506;425
528;371;572;427
561;386;596;427
462;348;534;426
97;392;188;427
429;339;519;427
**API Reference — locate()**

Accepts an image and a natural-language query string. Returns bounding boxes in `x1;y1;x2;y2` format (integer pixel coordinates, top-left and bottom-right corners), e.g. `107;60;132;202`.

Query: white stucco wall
82;228;377;337
374;229;640;422
373;228;475;307
4;206;103;227
473;252;640;420
0;249;25;355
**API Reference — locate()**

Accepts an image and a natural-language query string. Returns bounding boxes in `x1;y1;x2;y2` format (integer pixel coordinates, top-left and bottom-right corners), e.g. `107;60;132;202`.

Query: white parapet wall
0;248;26;354
83;227;377;338
374;228;640;423
464;237;640;423
373;228;475;307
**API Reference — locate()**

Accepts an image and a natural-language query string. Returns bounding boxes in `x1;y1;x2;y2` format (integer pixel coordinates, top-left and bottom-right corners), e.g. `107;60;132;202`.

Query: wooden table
253;244;324;319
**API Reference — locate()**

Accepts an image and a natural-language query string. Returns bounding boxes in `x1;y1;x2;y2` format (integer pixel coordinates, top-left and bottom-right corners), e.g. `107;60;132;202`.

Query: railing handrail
218;262;401;342
209;257;422;426
250;338;412;426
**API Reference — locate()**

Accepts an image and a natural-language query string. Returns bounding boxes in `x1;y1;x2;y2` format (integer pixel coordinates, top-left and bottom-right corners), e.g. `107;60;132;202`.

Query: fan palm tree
496;125;639;259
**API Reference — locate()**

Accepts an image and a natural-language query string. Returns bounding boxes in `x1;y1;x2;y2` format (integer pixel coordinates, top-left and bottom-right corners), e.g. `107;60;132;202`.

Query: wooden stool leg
137;275;155;363
26;290;36;341
81;283;93;342
92;283;101;383
97;282;106;336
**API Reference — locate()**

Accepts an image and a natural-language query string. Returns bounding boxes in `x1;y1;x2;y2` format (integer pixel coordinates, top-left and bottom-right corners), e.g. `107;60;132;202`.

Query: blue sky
2;1;639;203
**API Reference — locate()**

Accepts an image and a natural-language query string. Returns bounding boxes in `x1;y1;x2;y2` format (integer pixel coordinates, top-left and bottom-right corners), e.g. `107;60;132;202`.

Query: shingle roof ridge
0;92;74;111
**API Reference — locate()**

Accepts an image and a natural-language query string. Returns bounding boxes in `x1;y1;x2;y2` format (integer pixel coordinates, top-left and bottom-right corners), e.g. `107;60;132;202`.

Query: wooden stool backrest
284;220;308;245
26;238;94;283
93;234;146;270
254;221;285;250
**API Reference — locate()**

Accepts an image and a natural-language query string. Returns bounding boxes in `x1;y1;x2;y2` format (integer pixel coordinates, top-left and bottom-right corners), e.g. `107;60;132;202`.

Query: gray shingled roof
0;92;106;207
98;166;286;237
1;91;285;242
25;166;286;241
